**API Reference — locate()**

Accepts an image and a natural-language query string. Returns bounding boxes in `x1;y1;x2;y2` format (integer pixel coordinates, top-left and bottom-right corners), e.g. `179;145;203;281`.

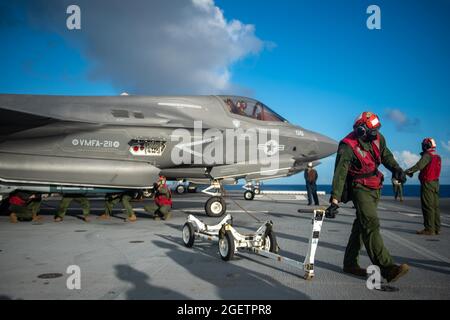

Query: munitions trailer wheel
304;273;314;281
182;222;196;248
263;230;279;254
219;230;235;261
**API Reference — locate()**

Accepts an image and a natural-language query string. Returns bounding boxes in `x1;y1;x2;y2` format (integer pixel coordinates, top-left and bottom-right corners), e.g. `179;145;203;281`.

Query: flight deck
0;191;449;300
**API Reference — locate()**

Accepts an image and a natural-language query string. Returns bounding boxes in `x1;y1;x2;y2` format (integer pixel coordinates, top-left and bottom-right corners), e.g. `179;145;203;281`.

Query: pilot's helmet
237;101;247;110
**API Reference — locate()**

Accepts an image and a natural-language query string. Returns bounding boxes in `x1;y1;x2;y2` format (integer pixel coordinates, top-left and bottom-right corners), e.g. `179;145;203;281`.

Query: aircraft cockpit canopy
220;96;288;122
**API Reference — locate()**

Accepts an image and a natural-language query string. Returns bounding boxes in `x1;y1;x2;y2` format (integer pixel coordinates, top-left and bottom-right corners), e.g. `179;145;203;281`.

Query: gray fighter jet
0;94;337;216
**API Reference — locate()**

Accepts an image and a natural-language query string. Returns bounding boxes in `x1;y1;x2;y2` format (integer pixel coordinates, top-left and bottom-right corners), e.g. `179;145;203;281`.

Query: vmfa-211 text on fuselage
0;94;337;216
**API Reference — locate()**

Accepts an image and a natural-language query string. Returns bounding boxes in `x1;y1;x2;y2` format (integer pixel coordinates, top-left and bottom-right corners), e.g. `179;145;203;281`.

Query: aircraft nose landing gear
202;180;227;217
244;190;255;201
205;196;227;217
243;182;260;201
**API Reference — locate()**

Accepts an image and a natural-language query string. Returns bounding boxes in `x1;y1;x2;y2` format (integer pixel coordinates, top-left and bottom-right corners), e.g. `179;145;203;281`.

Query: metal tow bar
182;209;326;280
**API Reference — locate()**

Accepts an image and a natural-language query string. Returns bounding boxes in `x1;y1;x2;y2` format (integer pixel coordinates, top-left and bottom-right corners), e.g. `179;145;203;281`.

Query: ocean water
224;184;450;198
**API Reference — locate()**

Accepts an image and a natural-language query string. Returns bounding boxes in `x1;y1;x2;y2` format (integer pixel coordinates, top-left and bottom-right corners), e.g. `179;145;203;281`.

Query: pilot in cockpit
225;98;235;112
236;100;247;116
253;102;263;120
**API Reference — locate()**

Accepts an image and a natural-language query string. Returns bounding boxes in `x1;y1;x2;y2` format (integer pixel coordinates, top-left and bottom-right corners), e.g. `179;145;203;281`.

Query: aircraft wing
0;94;223;129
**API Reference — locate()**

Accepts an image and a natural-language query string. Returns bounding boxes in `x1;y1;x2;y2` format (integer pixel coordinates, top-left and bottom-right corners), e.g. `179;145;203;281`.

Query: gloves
405;169;414;178
325;203;339;219
394;168;407;184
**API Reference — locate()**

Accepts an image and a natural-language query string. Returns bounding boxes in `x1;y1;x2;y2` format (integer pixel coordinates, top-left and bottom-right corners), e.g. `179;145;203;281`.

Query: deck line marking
381;201;449;217
394;212;450;227
381;229;450;266
398;213;421;218
379;203;422;214
382;202;420;212
380;202;450;223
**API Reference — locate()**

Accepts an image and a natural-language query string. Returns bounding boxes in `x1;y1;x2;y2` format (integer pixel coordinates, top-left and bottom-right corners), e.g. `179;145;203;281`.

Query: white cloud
384;109;420;131
17;0;267;95
393;150;421;168
386;109;407;124
393;150;450;184
391;150;420;183
192;0;215;11
440;157;450;184
441;141;450;152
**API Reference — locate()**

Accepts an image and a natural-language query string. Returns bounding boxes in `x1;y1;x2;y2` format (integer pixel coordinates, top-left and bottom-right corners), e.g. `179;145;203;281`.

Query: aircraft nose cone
316;134;338;158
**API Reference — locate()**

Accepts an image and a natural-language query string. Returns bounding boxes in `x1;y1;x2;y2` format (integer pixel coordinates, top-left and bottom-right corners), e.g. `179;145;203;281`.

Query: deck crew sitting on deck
99;192;137;222
54;194;90;223
9;191;42;223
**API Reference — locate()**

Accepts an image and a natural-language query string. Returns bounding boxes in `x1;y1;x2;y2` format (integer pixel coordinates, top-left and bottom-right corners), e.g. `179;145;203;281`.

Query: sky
1;0;449;185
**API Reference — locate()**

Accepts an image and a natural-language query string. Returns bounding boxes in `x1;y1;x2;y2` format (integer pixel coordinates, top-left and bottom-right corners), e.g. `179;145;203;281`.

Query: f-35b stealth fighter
0;94;337;216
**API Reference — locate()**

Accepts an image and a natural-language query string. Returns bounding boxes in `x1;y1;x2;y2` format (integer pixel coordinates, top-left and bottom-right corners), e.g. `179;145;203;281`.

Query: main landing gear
202;180;227;217
243;182;261;201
